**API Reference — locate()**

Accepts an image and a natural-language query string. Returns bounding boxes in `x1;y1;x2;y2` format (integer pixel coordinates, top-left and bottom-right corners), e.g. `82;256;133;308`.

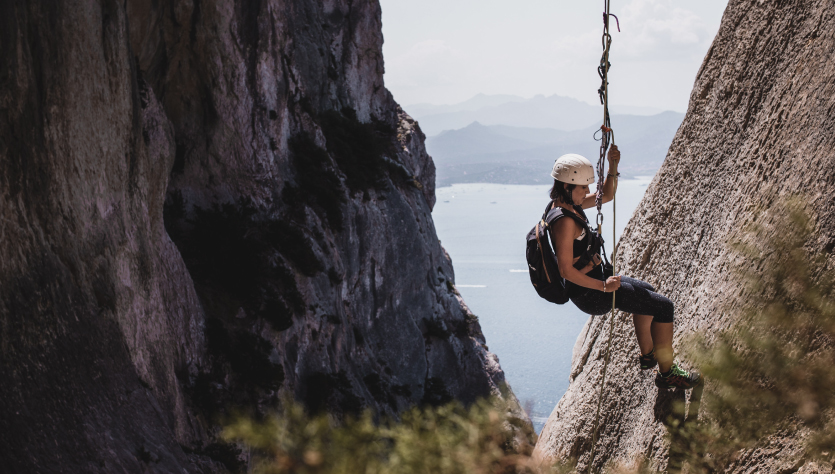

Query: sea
431;177;653;433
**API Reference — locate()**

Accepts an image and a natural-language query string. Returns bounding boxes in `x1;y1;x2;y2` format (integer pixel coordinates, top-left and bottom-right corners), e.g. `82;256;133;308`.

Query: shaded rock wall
0;1;519;472
534;0;835;471
0;2;209;471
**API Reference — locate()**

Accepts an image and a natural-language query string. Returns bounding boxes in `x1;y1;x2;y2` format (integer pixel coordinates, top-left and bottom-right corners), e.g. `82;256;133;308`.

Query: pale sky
380;0;729;112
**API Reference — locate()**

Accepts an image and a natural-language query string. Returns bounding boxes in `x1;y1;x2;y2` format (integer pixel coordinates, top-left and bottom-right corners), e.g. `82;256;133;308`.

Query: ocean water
432;178;653;433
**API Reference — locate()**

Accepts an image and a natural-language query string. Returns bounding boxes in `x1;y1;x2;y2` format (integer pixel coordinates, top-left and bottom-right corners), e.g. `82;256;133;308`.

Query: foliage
672;199;835;472
222;396;567;474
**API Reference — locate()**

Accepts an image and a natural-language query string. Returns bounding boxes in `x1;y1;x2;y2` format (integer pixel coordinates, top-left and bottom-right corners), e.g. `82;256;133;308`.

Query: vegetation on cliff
669;200;835;472
223;396;552;474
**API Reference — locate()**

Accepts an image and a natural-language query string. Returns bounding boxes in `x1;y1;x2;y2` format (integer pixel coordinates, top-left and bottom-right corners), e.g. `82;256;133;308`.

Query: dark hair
550;179;576;205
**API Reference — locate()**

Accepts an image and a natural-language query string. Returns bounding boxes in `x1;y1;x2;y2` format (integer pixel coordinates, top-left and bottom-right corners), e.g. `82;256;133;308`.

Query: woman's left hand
607;144;620;167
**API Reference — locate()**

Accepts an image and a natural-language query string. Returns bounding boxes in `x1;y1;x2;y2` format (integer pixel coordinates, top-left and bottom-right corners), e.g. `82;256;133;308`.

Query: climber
548;148;700;390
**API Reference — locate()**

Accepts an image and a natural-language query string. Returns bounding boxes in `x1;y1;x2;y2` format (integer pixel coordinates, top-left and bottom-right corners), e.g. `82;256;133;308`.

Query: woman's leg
651;322;674;373
574;276;677;373
632;314;653;355
615;277;676;371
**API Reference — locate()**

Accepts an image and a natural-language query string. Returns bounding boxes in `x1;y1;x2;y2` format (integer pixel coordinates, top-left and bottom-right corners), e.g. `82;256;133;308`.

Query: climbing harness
588;1;621;472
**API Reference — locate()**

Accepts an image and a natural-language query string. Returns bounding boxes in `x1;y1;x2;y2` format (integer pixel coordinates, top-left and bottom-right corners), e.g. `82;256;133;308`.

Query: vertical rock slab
130;0;518;420
0;0;525;472
534;0;835;471
0;1;212;472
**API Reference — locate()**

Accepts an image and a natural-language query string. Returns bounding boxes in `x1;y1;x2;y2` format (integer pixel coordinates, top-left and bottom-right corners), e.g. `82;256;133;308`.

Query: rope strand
587;0;619;471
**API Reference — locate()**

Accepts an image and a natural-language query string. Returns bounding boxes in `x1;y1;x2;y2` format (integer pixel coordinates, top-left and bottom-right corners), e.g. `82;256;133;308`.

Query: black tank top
563;205;603;289
547;204;592;259
569;206;592;258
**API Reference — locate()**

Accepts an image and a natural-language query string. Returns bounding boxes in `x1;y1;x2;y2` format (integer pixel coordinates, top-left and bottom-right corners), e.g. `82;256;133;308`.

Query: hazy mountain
405;93;527;117
410;94;600;135
428;122;568;158
405;94;667;136
426;111;685;186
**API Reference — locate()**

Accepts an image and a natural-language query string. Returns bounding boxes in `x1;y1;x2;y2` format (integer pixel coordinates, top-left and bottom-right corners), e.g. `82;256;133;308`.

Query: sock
642;348;655;357
660;369;671;377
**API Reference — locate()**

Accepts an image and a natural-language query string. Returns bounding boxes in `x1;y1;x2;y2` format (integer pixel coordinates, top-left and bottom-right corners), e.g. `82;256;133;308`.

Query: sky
379;0;729;112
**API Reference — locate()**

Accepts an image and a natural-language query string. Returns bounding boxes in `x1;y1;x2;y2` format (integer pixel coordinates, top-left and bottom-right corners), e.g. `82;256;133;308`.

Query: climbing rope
588;1;621;472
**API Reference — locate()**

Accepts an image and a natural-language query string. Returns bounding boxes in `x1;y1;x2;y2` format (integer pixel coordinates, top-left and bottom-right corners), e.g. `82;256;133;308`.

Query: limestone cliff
0;1;519;472
534;0;835;471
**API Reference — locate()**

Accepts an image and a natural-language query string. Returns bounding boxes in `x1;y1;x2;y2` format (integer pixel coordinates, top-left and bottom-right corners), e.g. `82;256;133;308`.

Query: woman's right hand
604;275;621;292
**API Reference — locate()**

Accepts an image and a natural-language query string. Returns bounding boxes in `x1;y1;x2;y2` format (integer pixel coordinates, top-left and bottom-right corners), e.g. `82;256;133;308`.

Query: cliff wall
0;1;517;472
534;0;835;471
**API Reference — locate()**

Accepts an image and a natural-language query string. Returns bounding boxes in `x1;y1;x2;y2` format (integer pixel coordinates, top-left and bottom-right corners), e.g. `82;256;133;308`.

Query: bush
671;199;835;472
222;396;563;474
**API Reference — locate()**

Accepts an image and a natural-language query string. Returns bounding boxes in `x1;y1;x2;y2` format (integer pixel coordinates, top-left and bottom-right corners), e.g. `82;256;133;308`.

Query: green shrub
671;199;835;472
222;396;559;474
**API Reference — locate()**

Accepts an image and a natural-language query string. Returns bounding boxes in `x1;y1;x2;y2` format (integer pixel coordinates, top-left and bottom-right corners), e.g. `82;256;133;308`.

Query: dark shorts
567;266;674;323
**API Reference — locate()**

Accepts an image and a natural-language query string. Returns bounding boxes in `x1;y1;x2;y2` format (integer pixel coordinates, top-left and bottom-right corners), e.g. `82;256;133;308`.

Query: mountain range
421;109;685;187
407;93;667;136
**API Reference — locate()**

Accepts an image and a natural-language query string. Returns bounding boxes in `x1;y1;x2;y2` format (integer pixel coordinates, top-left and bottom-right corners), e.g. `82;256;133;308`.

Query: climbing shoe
638;348;657;370
655;363;701;390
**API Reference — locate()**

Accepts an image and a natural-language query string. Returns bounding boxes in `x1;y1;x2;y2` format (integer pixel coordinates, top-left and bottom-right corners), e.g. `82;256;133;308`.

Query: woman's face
568;183;590;204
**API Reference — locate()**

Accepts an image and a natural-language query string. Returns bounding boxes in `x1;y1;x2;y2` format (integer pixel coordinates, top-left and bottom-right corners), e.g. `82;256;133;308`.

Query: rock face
534;0;835;471
0;1;519;472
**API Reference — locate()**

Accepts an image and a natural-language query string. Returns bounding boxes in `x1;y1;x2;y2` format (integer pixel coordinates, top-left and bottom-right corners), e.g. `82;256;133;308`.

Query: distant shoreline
435;174;655;189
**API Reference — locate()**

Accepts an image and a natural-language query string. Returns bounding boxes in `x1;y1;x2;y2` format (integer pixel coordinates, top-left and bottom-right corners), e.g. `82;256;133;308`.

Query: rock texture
534;0;835;471
0;1;520;472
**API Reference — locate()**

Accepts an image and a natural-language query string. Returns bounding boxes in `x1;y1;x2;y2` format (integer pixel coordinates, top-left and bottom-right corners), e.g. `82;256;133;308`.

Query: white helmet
550;154;595;185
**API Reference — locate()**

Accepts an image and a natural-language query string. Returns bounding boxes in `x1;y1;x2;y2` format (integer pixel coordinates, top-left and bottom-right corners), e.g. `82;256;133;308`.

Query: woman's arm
553;218;612;291
581;145;620;209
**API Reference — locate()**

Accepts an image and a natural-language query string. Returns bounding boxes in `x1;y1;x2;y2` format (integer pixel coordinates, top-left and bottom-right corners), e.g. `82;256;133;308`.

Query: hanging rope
587;0;620;472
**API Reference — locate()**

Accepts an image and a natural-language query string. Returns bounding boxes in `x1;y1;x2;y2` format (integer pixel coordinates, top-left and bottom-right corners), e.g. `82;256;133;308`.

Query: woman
549;147;700;389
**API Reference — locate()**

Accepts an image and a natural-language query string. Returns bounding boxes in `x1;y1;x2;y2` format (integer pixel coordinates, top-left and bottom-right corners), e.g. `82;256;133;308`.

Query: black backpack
525;202;608;304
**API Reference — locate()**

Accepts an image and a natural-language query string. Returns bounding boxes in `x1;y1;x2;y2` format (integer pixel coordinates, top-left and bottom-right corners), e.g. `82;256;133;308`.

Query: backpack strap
534;221;552;284
542;201;555;222
544;204;587;231
542;202;600;271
